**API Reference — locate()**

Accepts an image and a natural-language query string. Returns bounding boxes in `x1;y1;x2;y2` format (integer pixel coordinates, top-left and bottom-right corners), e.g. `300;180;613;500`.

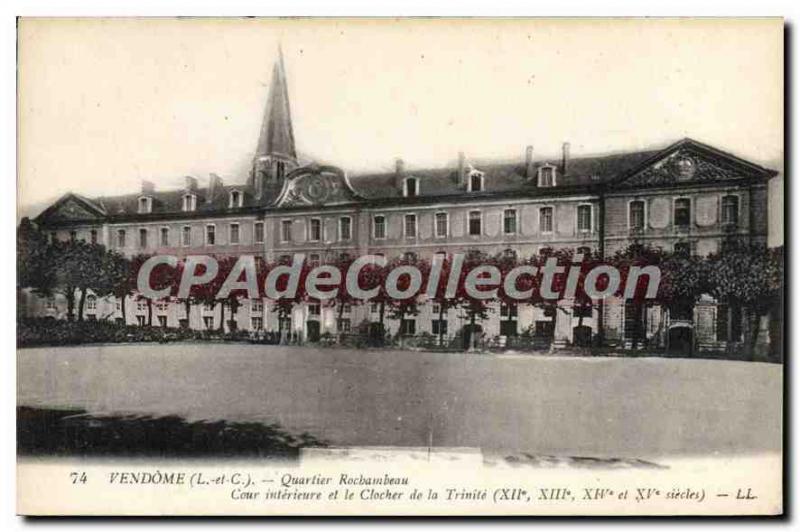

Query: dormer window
182;194;197;212
404;177;419;198
138;196;152;214
538;166;556;187
229;190;243;208
468;172;484;192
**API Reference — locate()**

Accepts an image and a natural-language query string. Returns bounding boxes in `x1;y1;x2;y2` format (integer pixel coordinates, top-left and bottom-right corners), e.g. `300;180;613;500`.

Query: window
139;197;152;214
403;251;417;262
309;303;321;316
468;211;482;236
577;205;592;232
469;173;483;192
69;231;77;242
337;318;352;333
309;253;320;268
503;209;517;234
281;220;292;243
400;319;416;336
404;214;417;238
629;200;645;230
138;228;148;248
229;190;242;208
674;198;691;228
136;300;147;312
251;299;264;313
156;302;168;312
309;218;322;241
182;226;191;246
539;166;555;187
432;303;441;315
160;227;169;247
206;225;216;245
502;248;517;260
86;295;97;311
254;221;265;243
500;303;518;318
722;195;739;226
370;303;380;314
182;194;196;212
433;251;447;263
137;315;146;326
276;161;286;180
716;304;742;342
432;319;448;336
229;223;240;245
90;229;98;245
373;215;386;239
251;317;263;330
539;207;553;233
435;212;448;237
339;217;352;241
674;242;691;256
157;315;168;327
576;246;591;257
404;177;418;197
203;316;214;330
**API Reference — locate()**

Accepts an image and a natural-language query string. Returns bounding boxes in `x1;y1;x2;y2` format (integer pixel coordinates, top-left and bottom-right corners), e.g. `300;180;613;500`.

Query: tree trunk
120;294;127;324
397;308;406;348
469;312;477;351
337;301;345;342
65;288;75;321
184;299;191;328
438;302;445;347
77;288;86;322
219;301;225;332
749;308;761;360
147;299;153;326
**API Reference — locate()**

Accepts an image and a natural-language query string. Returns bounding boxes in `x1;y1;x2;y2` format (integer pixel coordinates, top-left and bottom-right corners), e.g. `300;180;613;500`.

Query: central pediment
612;138;775;189
273;164;363;208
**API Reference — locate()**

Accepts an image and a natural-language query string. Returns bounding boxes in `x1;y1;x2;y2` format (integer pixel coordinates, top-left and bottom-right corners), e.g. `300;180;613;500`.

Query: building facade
25;52;778;351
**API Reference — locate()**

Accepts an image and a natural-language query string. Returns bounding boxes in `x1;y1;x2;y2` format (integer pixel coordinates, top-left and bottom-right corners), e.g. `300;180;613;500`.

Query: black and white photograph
14;17;784;516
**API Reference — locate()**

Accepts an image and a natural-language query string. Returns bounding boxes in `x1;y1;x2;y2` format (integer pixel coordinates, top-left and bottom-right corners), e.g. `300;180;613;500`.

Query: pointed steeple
255;45;296;162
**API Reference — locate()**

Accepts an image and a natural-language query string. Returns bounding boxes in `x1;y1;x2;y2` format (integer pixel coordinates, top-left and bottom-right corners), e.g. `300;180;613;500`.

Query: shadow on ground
17;407;327;459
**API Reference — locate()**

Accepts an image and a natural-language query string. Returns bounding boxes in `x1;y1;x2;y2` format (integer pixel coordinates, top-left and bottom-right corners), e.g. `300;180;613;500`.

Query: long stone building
25;51;778;351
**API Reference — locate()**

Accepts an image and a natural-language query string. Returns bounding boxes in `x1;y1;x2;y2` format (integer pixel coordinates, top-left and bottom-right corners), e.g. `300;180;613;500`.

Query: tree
427;255;462;347
384;255;428;348
706;243;782;357
456;251;493;351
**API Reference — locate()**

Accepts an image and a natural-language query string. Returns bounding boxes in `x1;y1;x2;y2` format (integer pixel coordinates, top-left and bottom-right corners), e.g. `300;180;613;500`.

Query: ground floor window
716;304;742;342
500;320;517;337
157;315;167;327
136;315;146;326
203;316;214;330
400;319;416;335
431;319;447;335
337;318;351;333
534;320;554;338
624;301;647;340
251;317;263;330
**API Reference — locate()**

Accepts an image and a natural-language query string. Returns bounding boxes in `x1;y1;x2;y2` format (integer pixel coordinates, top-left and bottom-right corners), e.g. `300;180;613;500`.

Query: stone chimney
141;180;155;194
525;145;535;180
457;151;466;186
395;158;405;191
184;176;198;191
562;142;571;175
207;173;224;203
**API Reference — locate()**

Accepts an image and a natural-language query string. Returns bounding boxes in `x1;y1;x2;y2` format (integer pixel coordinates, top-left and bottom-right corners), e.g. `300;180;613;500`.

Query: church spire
252;46;297;199
255;45;296;162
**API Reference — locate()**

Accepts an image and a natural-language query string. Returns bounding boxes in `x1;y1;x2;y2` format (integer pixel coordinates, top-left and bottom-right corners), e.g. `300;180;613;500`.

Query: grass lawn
17;344;782;459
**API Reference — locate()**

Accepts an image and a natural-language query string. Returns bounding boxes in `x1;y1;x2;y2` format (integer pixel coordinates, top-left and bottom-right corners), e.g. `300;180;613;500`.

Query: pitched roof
348;149;661;200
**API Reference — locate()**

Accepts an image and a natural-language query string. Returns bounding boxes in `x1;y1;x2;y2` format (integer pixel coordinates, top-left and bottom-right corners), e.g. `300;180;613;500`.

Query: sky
18;18;783;213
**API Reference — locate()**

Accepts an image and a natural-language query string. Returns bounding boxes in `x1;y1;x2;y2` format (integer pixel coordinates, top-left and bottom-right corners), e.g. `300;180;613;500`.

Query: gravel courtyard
17;344;782;459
